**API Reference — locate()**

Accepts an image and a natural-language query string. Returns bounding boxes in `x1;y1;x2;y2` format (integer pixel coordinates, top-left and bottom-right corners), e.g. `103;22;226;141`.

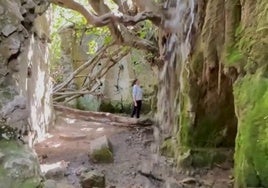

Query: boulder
80;170;105;188
89;136;113;163
0;141;42;187
42;161;68;180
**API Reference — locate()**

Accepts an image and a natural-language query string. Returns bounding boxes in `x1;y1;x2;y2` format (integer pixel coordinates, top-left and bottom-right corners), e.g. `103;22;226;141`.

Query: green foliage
226;47;243;66
49;4;112;83
138;20;155;40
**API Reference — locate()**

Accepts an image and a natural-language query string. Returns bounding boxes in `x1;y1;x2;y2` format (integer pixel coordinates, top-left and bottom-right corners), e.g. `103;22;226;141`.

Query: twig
137;170;164;182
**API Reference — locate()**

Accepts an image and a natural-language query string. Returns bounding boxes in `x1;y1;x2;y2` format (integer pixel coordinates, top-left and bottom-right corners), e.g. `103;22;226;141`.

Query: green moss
234;70;268;188
177;148;228;168
20;178;42;188
77;95;100;111
100;100;151;115
0;140;21;152
225;47;244;66
191;149;227;168
99;101;118;113
160;138;175;157
0;141;42;188
91;148;113;163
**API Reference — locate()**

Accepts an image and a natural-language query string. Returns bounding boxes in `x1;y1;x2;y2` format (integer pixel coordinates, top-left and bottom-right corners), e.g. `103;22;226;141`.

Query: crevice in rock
7;50;21;73
21;19;33;31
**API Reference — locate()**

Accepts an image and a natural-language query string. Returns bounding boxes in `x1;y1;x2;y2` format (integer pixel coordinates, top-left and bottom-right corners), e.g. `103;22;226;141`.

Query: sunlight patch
64;118;76;124
81;128;93;132
96;127;104;132
40;160;69;173
51;143;61;148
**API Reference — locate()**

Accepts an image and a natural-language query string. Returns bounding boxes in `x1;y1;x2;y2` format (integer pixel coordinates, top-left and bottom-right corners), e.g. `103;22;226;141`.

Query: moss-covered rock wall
231;1;268;187
158;0;268;186
158;0;237;160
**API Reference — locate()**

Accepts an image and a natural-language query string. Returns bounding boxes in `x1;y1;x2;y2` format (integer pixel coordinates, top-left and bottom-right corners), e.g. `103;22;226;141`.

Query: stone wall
0;0;53;187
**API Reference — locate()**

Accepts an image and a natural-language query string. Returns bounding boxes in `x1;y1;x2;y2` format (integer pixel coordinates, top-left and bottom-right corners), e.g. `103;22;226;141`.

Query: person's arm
132;85;137;106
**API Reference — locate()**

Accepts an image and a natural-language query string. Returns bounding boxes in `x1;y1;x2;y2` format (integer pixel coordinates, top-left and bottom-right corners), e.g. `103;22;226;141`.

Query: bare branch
53;45;131;103
53;43;113;93
49;0;97;24
49;0;161;27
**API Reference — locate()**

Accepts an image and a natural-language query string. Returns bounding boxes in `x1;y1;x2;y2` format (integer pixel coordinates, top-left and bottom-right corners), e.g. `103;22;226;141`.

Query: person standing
131;79;143;118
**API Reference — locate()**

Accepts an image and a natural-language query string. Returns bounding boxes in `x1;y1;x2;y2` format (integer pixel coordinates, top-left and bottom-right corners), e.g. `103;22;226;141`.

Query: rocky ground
35;114;233;188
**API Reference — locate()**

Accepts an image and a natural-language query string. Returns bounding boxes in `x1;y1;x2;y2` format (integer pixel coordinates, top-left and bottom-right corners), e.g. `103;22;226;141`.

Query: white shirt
132;85;143;101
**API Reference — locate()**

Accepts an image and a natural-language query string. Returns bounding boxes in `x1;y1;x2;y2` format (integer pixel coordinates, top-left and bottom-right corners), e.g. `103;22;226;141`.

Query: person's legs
136;100;142;118
131;104;137;118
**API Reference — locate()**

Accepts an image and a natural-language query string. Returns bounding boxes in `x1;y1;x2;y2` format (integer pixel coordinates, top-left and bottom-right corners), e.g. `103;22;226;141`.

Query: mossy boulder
0;140;42;188
80;170;105;188
89;136;113;163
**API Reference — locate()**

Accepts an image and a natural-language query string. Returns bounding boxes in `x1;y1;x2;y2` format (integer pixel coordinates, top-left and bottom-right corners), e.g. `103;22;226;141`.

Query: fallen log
53;104;154;126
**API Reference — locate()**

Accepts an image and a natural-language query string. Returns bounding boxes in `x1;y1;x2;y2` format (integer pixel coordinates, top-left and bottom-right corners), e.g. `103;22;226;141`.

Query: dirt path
35;115;233;188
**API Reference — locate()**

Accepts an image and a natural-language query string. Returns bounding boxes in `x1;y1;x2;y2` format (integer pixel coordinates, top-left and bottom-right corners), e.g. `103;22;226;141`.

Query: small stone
43;161;68;180
2;24;17;37
89;136;113;163
80;170;105;188
45;167;66;179
75;166;88;176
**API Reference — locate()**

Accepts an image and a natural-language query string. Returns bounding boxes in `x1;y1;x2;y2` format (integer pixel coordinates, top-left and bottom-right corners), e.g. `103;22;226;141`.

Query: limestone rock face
1;96;29;138
0;0;53;187
0;0;53;140
101;52;157;114
89;136;113;163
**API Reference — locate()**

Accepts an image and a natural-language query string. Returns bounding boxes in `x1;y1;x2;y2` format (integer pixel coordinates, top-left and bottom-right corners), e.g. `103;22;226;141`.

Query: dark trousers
131;100;142;118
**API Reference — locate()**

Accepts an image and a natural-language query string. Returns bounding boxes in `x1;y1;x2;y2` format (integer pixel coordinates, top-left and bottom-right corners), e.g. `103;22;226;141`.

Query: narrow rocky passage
35;114;233;188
